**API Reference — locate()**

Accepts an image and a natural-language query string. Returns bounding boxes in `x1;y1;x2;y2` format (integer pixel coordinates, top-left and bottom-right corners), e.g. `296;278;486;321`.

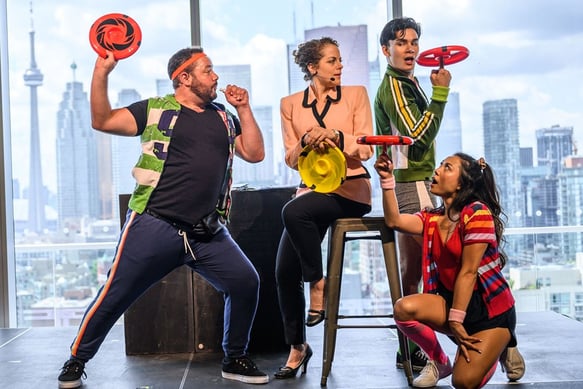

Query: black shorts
438;283;517;347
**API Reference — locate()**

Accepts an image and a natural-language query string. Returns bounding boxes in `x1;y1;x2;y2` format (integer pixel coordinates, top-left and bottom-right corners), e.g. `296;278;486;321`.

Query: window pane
199;0;583;321
6;0;190;326
4;0;583;327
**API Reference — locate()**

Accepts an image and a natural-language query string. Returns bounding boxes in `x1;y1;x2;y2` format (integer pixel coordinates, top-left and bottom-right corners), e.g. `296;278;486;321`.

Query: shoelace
178;230;196;260
61;361;87;379
236;357;257;370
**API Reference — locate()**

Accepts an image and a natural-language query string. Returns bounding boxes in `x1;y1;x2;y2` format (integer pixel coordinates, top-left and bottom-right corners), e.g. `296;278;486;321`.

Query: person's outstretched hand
374;153;394;179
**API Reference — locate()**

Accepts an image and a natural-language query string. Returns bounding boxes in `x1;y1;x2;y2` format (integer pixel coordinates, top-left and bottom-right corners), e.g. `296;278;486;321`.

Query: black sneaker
396;347;428;372
58;358;86;388
222;355;269;384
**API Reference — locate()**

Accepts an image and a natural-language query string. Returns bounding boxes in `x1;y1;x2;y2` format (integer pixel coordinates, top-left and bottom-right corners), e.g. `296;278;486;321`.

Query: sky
3;0;583;192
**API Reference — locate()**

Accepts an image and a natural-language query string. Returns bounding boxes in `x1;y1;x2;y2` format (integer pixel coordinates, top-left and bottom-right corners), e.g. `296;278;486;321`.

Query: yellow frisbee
298;146;347;193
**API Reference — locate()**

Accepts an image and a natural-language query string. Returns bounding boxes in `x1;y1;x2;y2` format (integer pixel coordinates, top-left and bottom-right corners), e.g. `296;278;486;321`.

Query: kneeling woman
374;152;524;388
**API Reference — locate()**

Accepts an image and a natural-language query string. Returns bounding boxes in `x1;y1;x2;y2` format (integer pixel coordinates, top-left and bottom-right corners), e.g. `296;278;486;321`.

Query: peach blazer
280;85;374;205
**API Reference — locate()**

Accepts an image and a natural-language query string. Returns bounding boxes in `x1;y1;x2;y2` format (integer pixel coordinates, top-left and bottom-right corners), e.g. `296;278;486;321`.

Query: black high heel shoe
305;309;325;327
274;345;313;379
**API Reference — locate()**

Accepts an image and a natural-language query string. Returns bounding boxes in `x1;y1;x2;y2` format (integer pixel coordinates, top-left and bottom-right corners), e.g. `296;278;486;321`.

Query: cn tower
23;2;46;233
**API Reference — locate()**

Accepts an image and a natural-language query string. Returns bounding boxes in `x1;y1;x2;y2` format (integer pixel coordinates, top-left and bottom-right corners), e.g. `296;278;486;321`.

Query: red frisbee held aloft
416;45;469;68
357;135;414;146
89;13;142;60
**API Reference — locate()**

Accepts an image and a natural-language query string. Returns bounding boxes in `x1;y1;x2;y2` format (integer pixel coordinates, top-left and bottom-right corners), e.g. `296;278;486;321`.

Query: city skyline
4;0;583;194
5;1;583;330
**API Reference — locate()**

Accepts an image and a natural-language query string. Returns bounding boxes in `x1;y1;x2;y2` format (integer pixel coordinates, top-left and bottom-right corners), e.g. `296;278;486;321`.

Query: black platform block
229;186;295;352
120;187;295;355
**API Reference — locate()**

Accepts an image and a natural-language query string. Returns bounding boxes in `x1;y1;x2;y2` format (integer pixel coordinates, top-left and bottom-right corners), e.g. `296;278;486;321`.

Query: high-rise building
520;147;534;168
367;55;383;213
483;99;521;227
156;79;173;96
214;64;252;108
23;7;46;233
524;124;576;248
95;123;113;220
212;64;277;187
558;156;583;258
287;43;308;95
368;55;381;114
293;25;370;90
111;88;142;221
287;43;307;95
56;66;100;233
416;76;462;164
233;105;276;187
536;124;574;175
516;158;547;257
530;176;559;229
435;92;462;162
517;146;537;229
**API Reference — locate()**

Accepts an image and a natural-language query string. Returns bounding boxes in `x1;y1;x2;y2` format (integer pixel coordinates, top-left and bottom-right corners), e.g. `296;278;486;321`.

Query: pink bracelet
380;176;395;190
448;308;466;323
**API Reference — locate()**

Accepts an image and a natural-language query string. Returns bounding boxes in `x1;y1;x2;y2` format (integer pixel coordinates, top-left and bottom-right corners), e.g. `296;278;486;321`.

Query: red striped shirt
418;201;515;319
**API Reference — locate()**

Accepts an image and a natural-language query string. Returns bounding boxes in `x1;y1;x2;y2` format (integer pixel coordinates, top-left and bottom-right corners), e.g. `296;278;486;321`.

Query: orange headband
170;52;207;80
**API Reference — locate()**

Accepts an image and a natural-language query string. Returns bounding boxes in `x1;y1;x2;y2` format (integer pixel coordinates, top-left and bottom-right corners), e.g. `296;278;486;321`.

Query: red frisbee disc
89;13;142;60
416;45;469;67
357;135;414;146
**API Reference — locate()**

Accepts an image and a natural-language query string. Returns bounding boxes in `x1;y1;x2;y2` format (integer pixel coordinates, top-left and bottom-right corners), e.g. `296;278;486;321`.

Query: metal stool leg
321;224;346;386
319;217;413;386
380;223;414;385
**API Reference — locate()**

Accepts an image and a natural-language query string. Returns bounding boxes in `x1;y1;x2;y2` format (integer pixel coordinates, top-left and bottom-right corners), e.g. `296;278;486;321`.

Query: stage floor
1;311;582;388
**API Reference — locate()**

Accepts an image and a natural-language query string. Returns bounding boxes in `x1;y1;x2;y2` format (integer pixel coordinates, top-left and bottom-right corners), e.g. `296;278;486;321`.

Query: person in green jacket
374;16;524;384
374;16;452;373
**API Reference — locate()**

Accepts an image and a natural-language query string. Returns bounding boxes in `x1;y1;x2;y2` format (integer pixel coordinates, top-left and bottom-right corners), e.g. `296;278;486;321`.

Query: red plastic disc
416;45;469;67
89;13;142;60
357;135;414;146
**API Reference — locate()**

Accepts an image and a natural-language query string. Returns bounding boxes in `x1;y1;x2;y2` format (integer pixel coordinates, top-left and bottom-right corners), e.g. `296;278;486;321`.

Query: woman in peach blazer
274;37;374;379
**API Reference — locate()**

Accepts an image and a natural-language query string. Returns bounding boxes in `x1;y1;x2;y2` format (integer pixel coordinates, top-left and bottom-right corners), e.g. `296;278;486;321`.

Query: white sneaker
499;347;525;381
412;359;453;388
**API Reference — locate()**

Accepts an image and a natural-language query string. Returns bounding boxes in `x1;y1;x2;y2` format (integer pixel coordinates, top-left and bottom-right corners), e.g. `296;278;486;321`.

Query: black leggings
275;191;370;345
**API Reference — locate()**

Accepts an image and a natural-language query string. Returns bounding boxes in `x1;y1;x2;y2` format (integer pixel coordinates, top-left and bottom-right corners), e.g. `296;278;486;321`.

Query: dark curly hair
293;37;339;81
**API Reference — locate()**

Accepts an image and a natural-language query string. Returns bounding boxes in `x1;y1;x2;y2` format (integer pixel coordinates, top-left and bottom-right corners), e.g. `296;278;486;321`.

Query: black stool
320;217;413;386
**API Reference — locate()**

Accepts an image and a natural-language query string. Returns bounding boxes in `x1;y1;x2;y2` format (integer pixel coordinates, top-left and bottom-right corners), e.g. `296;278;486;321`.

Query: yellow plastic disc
298;146;347;193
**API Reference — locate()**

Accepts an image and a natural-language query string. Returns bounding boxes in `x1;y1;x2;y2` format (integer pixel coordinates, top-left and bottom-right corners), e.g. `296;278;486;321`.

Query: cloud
407;0;583;77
